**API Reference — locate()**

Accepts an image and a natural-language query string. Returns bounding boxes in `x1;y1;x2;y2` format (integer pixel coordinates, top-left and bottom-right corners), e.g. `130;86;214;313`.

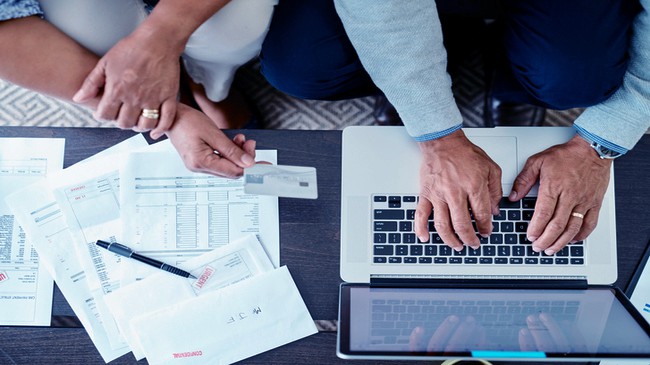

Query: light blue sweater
335;0;650;154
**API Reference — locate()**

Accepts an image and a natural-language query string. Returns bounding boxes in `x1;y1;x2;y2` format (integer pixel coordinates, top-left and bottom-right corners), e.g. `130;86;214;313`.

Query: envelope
104;234;274;360
131;266;318;365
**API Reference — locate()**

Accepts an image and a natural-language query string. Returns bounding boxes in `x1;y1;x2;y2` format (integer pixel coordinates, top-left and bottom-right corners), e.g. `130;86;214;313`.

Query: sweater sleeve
0;0;43;22
333;0;463;141
574;0;650;153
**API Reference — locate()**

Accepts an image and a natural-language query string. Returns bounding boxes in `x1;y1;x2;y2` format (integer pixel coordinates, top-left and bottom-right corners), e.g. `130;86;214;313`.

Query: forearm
0;16;99;108
333;0;462;140
135;0;232;54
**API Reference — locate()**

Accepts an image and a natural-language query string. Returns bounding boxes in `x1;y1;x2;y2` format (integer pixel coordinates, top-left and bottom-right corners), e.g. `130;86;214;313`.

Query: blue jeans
260;0;639;109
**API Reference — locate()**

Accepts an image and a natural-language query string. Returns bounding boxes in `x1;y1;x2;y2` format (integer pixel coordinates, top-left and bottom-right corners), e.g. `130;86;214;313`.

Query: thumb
510;157;541;201
73;62;106;103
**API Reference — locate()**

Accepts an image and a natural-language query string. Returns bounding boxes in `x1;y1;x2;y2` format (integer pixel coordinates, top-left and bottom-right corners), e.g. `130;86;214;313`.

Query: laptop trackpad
467;136;518;186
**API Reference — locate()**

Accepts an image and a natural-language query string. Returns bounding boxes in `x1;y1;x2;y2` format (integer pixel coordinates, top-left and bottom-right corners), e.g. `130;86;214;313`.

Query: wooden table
0;127;648;365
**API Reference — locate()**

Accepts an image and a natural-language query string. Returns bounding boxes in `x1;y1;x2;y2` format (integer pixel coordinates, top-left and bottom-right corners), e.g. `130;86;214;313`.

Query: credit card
244;164;318;199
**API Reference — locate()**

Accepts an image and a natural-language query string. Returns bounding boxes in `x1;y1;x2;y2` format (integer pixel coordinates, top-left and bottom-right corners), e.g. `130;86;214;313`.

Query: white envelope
104;234;274;360
131;266;318;365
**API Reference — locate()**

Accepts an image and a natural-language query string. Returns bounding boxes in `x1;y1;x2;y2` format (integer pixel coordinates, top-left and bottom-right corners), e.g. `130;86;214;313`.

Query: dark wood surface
0;126;648;365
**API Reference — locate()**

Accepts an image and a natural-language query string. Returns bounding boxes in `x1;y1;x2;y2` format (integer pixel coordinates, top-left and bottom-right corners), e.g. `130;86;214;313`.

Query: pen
95;240;197;279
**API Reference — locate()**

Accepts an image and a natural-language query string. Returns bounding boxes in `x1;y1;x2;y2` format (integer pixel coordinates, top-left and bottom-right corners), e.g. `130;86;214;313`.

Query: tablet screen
338;285;650;361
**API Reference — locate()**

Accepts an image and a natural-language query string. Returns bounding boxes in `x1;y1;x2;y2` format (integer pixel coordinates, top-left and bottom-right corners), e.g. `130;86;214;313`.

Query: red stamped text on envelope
0;271;8;284
172;350;203;359
192;266;215;291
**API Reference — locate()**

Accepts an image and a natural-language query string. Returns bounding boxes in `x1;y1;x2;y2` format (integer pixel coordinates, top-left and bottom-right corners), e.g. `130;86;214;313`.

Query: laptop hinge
369;277;588;290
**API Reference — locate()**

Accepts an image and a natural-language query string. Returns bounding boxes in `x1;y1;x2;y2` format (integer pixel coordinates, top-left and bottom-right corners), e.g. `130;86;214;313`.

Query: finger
518;328;536;352
73;62;106;103
135;106;161;132
427;315;460;352
445;316;477;352
541;208;585;255
510;156;541;202
572;208;599;242
448;196;480;248
94;87;122;121
150;99;176;139
211;132;255;169
115;104;141;130
539;312;570;353
233;133;246;147
526;314;555;352
530;200;572;253
467;188;493;239
526;186;559;244
415;197;433;243
433;202;464;251
488;163;503;215
408;326;426;352
242;139;257;159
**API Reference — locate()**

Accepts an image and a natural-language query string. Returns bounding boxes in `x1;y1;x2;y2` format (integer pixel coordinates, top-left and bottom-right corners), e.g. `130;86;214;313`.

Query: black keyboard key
388;196;401;208
500;222;514;232
522;197;537;209
510;257;523;264
449;257;462;264
389;257;402;263
498;246;510;256
374;245;394;256
541;257;553;264
404;257;417;263
434;257;448;264
399;221;412;232
504;234;518;244
374;233;387;243
512;246;526;256
432;234;443;244
406;209;416;220
495;257;508;264
389;233;401;243
570;246;584;257
482;246;496;256
464;257;478;264
570;258;585;265
425;245;437;256
418;257;432;264
396;245;408;255
525;258;539;264
468;248;481;256
494;210;507;221
523;210;534;221
479;235;489;244
454;247;467;256
556;247;569;257
428;222;436;232
508;211;521;221
555;258;569;265
374;257;387;263
515;222;529;232
374;196;387;202
375;221;397;231
500;197;520;208
403;233;416;243
410;245;423;256
403;196;416;202
439;245;452;256
480;258;493;264
492;222;499;232
374;210;404;220
490;234;503;244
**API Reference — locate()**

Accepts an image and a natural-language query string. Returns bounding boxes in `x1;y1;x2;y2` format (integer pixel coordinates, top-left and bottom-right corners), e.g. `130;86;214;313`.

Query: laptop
337;126;650;361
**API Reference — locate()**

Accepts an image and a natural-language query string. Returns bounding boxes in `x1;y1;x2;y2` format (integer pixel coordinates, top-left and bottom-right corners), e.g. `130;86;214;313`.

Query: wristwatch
590;141;623;159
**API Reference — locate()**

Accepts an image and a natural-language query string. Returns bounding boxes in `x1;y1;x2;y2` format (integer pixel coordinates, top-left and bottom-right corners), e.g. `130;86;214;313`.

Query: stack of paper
5;136;317;364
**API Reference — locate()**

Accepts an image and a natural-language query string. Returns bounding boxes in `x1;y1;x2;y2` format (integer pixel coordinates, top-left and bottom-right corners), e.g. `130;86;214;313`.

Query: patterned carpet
0;54;580;130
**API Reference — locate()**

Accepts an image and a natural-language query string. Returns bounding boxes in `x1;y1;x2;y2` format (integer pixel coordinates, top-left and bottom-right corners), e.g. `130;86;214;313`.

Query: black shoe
373;95;403;126
485;96;546;127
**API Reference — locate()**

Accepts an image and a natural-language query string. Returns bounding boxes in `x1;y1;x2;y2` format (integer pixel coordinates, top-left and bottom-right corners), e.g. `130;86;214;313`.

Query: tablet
337;284;650;362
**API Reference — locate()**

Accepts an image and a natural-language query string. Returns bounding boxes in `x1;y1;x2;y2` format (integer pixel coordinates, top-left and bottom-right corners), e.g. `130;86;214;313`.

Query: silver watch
590;141;623;159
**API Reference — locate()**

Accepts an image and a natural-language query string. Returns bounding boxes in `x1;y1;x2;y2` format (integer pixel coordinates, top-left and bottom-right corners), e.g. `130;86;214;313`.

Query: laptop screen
338;284;650;361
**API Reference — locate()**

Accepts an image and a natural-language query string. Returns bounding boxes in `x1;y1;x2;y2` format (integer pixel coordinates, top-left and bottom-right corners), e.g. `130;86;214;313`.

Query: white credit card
244;164;318;199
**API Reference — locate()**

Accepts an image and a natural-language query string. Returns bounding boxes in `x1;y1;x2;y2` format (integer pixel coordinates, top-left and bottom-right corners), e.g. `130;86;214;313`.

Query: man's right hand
414;130;502;251
165;103;256;178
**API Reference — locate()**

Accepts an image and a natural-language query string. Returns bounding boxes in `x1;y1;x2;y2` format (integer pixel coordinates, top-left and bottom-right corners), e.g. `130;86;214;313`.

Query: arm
0;16;255;177
73;0;233;139
334;0;501;249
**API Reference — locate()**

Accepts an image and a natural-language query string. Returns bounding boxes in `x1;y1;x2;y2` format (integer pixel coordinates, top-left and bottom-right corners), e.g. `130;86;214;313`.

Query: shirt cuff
573;124;629;155
413;124;463;142
0;1;43;22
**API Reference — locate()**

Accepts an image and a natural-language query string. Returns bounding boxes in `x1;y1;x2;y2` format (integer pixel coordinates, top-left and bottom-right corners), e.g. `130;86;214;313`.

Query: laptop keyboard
369;297;580;346
372;195;585;266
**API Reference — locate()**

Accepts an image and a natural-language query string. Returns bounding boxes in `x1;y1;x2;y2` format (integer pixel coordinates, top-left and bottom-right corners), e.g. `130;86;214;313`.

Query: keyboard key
522;197;537;209
480;258;493;264
425;245;437;256
570;258;585;265
374;257;387;263
500;197;520;208
523;210;534;221
375;221;397;231
396;245;408;255
439;245;452;256
525;258;539;264
374;196;387;202
403;196;416;202
389;233;401;243
404;257;417;263
374;233;387;243
434;257;447;264
406;209;416;220
507;211;521;221
399;221;412;232
374;245;394;256
490;234;503;244
403;233;416;243
494;210;507;221
482;246;496;256
388;196;401;208
555;258;569;265
495;257;508;264
410;245;423;256
389;257;402;263
504;234;518;244
509;258;523;264
464;257;478;264
418;257;432;264
374;210;404;220
449;257;462;264
515;222;529;232
570;246;584;257
541;257;553;264
500;222;514;232
498;246;510;256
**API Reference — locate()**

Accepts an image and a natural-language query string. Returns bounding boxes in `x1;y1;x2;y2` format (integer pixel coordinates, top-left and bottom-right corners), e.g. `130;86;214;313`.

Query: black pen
95;240;197;279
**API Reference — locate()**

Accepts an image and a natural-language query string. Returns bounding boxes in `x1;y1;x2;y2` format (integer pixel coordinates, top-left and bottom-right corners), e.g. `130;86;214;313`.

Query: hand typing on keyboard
508;135;612;255
416;130;502;251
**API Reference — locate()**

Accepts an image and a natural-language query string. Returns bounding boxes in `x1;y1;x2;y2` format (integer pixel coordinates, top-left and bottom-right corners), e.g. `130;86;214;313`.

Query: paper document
5;135;149;362
131;265;317;365
119;145;279;283
0;137;64;326
104;234;275;360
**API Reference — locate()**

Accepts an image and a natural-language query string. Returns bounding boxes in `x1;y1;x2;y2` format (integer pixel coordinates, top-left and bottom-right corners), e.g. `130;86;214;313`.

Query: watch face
592;142;622;159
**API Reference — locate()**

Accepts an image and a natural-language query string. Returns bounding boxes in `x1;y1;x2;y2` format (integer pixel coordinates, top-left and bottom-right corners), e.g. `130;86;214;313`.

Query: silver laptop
337;126;650;362
340;125;617;285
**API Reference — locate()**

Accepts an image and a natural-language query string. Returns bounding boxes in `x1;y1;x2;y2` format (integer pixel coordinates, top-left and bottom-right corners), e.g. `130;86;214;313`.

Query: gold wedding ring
571;212;585;219
141;108;160;119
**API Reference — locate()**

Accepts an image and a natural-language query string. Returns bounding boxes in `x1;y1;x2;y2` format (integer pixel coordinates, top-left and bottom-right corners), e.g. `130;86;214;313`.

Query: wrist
568;135;614;167
418;129;468;152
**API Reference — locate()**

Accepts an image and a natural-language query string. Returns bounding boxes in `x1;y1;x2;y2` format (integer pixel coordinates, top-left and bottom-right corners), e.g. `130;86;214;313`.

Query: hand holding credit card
244;164;318;199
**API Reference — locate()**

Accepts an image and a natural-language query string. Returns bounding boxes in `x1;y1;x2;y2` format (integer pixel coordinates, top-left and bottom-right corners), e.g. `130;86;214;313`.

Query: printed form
119;144;279;283
5;135;149;362
0;137;64;326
